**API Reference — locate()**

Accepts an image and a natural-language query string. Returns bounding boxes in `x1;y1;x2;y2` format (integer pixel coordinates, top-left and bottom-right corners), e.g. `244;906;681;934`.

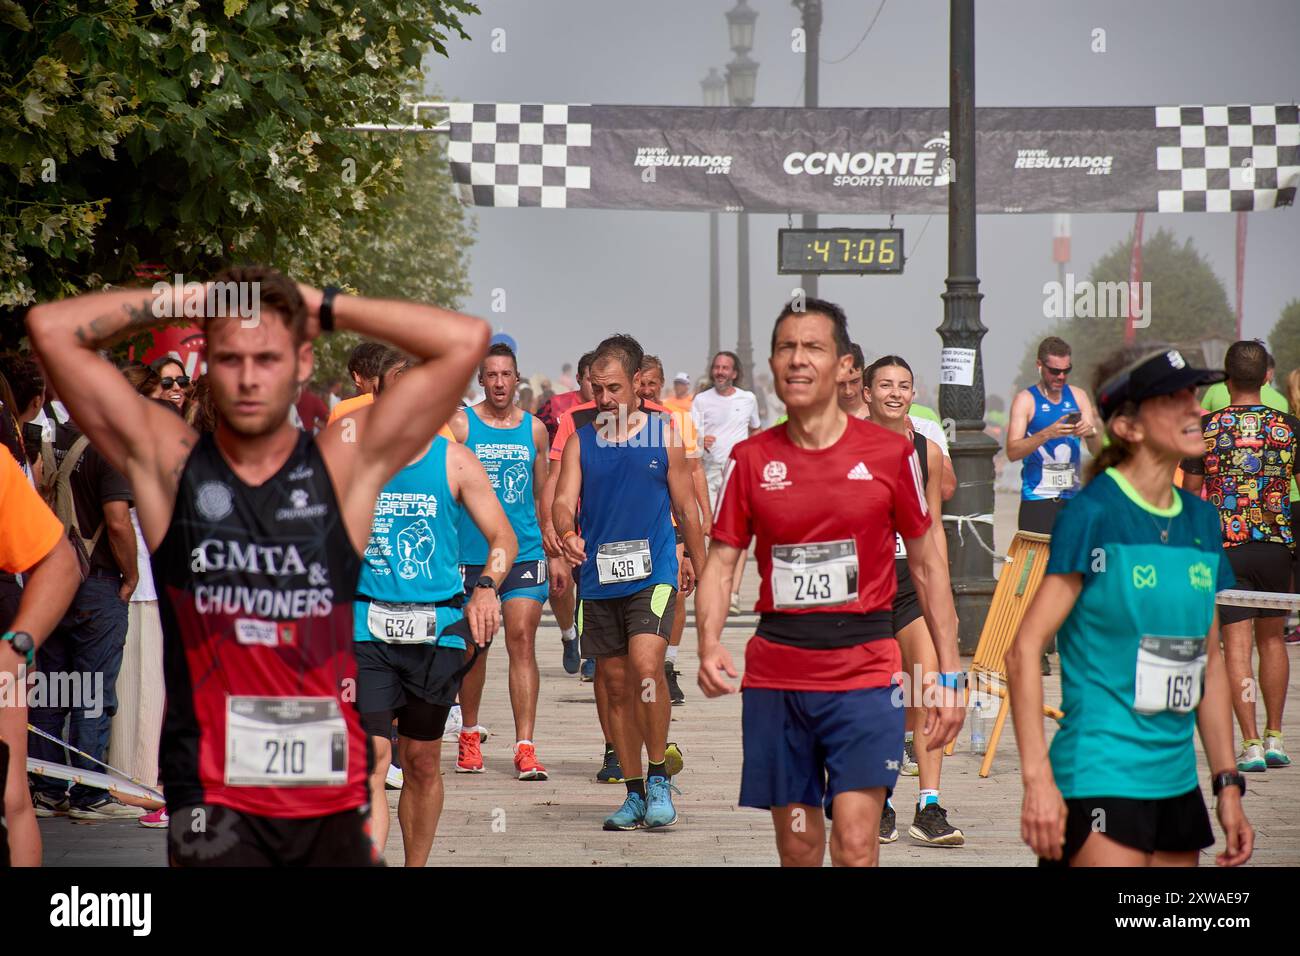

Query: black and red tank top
895;428;931;582
152;431;367;818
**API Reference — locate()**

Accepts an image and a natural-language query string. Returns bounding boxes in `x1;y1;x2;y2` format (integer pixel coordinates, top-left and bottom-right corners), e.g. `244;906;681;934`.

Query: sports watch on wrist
319;286;340;332
2;630;35;667
474;575;499;594
1211;771;1246;797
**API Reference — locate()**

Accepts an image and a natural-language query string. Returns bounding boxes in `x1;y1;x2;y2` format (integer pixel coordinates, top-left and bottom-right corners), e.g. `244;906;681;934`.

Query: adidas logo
847;462;873;481
521;570;534;580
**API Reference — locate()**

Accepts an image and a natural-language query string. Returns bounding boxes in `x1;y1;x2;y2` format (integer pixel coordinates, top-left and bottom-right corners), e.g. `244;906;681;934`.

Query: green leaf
224;0;250;17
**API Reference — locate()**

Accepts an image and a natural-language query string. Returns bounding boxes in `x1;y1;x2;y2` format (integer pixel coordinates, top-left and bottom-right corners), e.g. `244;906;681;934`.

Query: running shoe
456;730;485;773
643;777;681;829
901;736;919;776
664;741;684;778
603;791;647;831
1264;735;1291;768
597;748;624;783
1237;741;1267;773
580;658;596;682
908;802;965;847
441;704;463;742
562;636;581;675
665;660;685;705
385;765;405;789
69;796;146;820
138;807;169;828
1285;626;1300;646
879;802;898;843
729;593;741;615
514;743;549;781
32;791;70;818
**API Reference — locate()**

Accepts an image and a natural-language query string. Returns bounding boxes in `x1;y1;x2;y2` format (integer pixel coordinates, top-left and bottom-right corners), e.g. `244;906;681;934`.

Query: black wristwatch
319;285;340;332
474;575;499;595
2;630;35;667
1211;771;1246;797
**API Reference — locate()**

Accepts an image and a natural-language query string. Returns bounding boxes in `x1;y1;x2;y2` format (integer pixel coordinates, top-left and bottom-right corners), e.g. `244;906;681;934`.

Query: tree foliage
0;0;478;322
1268;298;1300;388
1017;228;1235;395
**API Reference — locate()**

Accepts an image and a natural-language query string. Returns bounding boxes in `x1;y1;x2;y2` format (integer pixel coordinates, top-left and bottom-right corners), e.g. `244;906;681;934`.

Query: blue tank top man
1008;339;1102;537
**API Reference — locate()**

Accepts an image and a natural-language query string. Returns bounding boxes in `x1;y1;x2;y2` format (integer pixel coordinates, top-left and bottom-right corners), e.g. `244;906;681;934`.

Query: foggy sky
424;0;1300;405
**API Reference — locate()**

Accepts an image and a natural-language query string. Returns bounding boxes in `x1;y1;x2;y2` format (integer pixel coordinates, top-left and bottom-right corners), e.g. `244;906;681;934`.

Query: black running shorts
1219;541;1293;625
1038;787;1214;866
168;802;381;867
578;583;677;658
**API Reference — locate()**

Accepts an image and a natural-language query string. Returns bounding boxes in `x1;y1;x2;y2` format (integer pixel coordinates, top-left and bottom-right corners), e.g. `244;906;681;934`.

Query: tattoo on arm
74;300;158;349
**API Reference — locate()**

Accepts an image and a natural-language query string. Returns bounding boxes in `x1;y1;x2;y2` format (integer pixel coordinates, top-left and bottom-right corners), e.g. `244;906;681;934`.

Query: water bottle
970;700;988;755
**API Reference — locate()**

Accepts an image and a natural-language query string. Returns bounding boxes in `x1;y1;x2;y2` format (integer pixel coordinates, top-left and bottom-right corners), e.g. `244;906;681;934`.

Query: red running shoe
457;730;484;773
514;742;548;781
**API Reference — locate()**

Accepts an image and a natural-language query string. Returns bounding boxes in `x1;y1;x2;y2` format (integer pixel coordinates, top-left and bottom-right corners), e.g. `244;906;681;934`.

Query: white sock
666;646;679;663
562;625;577;642
919;789;940;808
514;739;532;752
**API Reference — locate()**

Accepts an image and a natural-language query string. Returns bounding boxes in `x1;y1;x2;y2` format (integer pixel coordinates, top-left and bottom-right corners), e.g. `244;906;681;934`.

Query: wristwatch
1211;771;1246;797
1;630;35;667
319;286;340;332
474;575;499;594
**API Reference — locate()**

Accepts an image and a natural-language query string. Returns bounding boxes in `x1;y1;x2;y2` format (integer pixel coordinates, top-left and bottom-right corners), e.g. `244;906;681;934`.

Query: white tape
1215;589;1300;612
941;513;1008;562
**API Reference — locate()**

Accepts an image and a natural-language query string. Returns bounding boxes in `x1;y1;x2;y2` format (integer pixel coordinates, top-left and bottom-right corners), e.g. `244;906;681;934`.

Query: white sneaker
1264;735;1291;768
68;796;147;820
385;765;405;790
1237;742;1267;772
441;704;463;742
729;593;741;615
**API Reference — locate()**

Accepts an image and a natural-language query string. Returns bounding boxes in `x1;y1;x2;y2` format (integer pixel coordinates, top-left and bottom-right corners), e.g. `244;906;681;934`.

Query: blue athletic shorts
461;559;548;604
739;686;903;819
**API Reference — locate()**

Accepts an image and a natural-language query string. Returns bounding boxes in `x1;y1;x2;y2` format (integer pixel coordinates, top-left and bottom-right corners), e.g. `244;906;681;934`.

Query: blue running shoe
562;637;581;675
603;791;646;831
580;658;596;682
643;777;681;830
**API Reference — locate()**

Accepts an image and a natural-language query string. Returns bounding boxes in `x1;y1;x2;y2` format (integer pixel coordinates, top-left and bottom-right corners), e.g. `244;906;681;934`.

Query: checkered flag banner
447;103;592;208
444;103;1299;214
1156;104;1299;212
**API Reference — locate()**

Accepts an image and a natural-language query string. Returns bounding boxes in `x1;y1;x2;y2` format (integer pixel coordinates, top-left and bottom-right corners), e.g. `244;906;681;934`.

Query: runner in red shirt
696;297;964;867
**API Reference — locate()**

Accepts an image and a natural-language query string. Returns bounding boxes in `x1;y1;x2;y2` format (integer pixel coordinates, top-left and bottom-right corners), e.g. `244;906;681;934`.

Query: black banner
447;103;1299;214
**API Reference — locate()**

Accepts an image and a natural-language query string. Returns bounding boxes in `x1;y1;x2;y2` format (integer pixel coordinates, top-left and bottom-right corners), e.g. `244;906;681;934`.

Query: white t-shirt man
910;415;950;459
691;386;761;502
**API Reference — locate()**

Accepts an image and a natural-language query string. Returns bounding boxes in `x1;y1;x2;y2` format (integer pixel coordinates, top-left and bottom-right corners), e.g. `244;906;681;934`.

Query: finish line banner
447;103;1299;215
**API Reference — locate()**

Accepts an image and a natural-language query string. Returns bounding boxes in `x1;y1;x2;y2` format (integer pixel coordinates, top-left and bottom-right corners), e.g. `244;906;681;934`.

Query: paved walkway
38;492;1300;866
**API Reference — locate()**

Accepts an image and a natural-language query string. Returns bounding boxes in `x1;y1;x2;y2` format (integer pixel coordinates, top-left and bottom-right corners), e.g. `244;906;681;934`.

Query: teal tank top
354;438;467;646
458;406;544;564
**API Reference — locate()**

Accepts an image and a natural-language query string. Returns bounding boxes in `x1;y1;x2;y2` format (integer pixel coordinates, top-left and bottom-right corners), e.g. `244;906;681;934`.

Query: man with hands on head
27;267;489;866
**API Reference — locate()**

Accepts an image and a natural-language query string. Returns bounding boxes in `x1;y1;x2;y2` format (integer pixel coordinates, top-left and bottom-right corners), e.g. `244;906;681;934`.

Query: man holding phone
1006;336;1102;536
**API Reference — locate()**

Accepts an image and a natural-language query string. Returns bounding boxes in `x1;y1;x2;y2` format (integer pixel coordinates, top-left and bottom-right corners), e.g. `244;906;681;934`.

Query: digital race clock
777;228;904;275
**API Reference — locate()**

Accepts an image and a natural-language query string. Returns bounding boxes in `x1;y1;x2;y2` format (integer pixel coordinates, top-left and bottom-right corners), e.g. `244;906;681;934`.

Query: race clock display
777;228;904;275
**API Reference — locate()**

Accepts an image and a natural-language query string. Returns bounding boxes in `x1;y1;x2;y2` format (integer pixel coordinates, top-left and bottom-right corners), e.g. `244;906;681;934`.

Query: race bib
225;696;348;787
894;533;907;560
367;600;437;644
771;540;859;609
1133;636;1206;715
1042;461;1075;491
596;539;652;585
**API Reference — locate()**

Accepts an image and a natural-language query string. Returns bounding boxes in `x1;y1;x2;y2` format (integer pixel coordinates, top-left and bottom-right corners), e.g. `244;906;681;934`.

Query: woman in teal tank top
1006;346;1253;868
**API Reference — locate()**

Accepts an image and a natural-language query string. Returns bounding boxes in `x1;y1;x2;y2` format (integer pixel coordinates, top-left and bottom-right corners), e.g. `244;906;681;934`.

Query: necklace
1149;511;1174;544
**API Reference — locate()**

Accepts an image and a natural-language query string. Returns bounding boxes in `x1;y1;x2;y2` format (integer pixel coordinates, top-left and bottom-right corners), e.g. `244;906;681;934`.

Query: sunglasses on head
1043;364;1072;376
160;375;191;389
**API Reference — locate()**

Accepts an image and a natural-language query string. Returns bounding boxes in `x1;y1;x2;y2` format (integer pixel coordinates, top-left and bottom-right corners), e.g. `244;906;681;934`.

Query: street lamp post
702;68;726;373
793;0;822;299
726;0;759;388
938;0;997;655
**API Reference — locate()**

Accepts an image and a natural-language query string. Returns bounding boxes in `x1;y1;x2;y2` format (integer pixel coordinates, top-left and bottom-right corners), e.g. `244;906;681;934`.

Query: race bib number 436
1133;636;1206;715
596;539;652;585
771;540;858;609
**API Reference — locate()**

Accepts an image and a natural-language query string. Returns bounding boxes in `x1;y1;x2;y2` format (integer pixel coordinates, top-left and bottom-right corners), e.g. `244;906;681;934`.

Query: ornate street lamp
726;0;758;54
